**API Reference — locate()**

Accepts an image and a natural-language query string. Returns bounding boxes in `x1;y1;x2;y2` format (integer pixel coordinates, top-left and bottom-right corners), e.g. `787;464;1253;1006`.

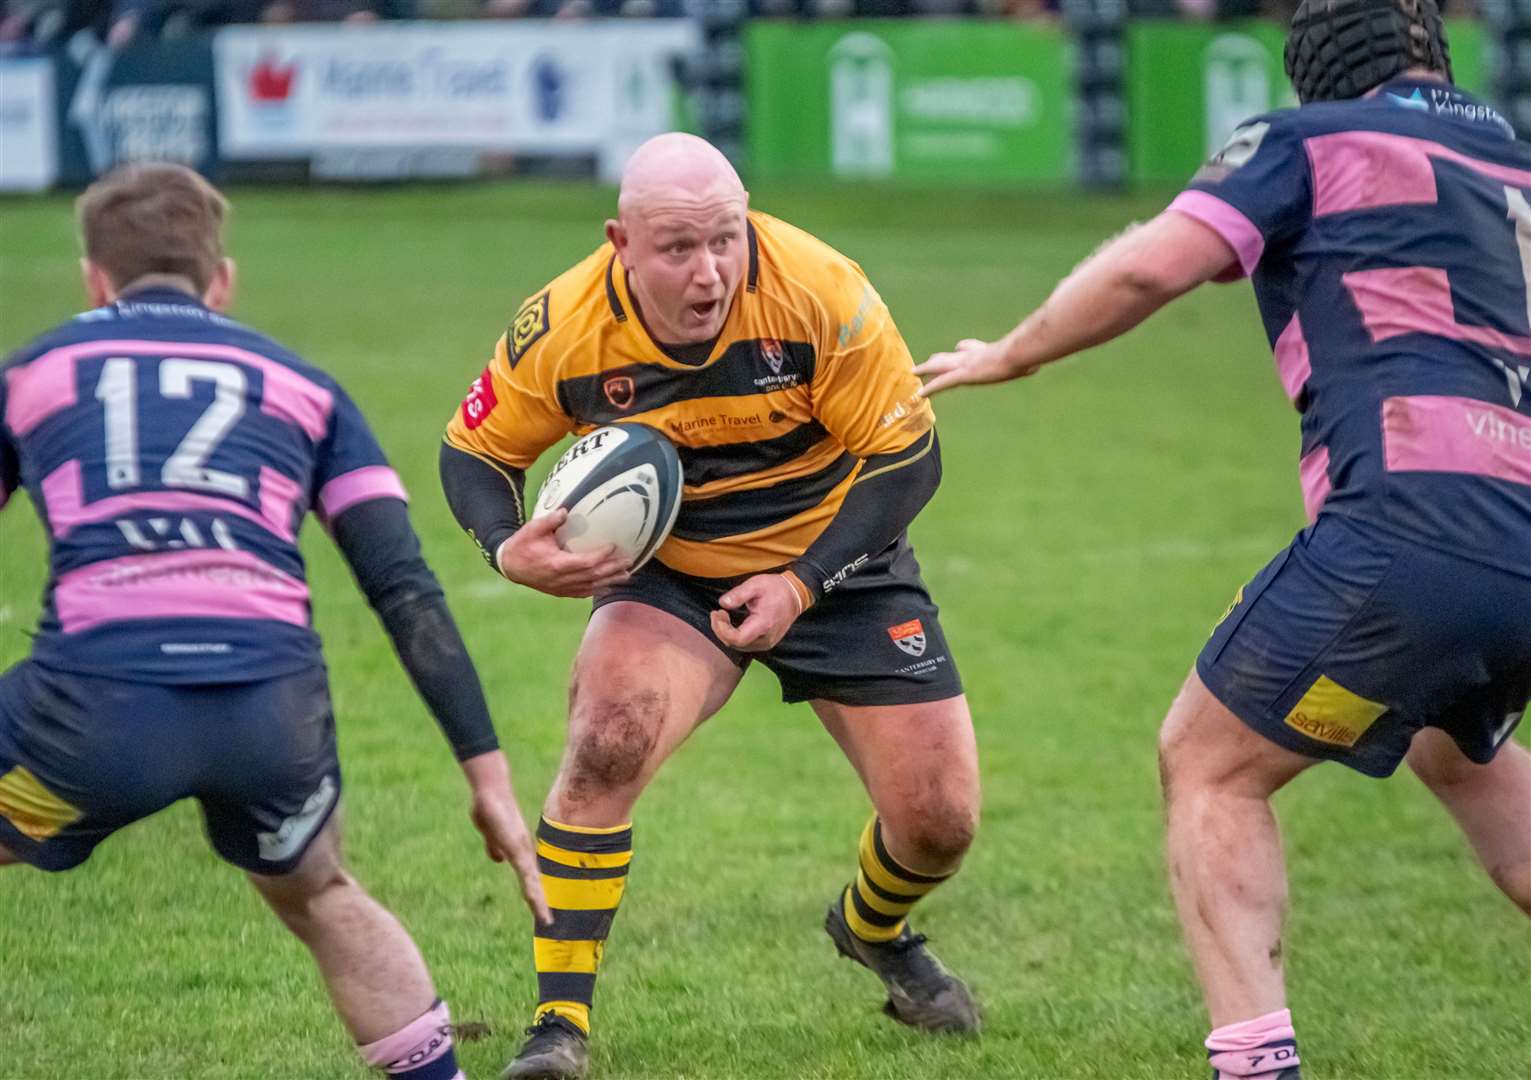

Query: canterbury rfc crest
887;619;927;658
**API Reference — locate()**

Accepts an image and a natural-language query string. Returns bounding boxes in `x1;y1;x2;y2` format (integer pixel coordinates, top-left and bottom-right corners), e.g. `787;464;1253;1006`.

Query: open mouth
689;300;719;321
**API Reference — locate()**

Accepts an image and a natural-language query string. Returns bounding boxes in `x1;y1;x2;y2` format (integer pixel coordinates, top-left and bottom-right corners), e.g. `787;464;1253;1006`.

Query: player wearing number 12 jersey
0;164;548;1080
916;1;1531;1077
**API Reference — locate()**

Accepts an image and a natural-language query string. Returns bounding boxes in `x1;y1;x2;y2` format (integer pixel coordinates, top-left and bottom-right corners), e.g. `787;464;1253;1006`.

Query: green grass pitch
0;182;1526;1078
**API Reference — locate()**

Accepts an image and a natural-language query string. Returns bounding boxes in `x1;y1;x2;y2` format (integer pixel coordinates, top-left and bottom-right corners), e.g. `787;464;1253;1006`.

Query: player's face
622;200;748;345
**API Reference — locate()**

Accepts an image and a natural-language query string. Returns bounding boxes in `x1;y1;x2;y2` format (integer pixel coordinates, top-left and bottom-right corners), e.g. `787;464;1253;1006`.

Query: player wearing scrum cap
918;2;1530;1077
441;133;980;1079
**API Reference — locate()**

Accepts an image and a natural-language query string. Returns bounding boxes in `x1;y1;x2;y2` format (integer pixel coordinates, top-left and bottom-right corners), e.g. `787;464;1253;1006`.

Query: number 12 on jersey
94;357;250;497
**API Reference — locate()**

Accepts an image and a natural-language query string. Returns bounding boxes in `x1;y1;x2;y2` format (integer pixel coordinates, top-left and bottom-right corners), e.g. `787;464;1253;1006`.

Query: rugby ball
531;423;683;569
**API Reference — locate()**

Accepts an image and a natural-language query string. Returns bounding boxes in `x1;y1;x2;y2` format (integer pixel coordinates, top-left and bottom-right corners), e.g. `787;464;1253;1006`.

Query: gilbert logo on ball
532;424;683;569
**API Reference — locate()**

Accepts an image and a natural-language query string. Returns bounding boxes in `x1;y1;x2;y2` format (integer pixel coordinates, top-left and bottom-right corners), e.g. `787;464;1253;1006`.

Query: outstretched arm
330;496;550;925
915;210;1238;396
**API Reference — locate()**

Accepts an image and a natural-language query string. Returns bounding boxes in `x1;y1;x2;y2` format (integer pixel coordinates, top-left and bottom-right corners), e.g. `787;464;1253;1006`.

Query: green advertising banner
1127;18;1486;185
747;20;1074;184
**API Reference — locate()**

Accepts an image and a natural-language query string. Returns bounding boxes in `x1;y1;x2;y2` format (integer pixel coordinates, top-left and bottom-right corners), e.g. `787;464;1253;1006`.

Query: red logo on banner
461;367;499;430
250;55;298;103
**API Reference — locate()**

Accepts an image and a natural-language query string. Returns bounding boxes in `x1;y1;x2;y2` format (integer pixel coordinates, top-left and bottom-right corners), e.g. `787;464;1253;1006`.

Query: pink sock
1206;1007;1300;1078
359;999;463;1079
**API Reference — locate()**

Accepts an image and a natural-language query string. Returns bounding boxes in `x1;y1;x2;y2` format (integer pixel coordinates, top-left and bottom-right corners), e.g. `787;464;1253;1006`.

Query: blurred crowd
0;0;404;45
0;0;1481;48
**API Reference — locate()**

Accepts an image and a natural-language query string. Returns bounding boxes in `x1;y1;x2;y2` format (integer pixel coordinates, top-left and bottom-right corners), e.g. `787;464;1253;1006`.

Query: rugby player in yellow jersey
439;134;980;1079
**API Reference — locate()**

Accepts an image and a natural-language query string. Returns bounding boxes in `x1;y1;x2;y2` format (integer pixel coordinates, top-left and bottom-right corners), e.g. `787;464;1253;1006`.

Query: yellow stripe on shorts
0;765;82;842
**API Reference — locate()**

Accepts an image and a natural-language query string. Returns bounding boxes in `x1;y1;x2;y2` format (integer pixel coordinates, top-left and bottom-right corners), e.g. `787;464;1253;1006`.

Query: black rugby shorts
594;536;963;707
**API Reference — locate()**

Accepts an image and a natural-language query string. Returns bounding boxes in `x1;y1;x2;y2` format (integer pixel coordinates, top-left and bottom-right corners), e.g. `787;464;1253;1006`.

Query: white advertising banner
0;58;59;191
215;21;699;178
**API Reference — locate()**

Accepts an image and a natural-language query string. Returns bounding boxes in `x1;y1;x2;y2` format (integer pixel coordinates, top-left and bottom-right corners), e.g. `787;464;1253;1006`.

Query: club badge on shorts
887;618;927;658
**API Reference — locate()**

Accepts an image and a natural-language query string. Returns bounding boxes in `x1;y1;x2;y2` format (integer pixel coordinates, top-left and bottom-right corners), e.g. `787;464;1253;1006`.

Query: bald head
617;133;747;222
606;134;750;346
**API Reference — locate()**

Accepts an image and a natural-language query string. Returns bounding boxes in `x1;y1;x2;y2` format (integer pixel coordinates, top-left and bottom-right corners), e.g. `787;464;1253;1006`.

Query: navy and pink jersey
0;287;407;683
1170;77;1531;578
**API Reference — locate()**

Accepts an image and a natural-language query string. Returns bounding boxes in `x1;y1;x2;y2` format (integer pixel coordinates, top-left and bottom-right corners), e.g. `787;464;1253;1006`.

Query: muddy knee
565;689;667;795
887;795;978;871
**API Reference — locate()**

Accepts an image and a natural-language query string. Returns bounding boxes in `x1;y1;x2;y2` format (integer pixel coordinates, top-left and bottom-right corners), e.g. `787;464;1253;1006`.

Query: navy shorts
0;661;340;873
1198;514;1531;777
594;537;963;707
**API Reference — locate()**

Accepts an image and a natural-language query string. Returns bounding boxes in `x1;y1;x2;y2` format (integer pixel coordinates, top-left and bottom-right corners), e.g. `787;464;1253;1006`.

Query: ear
81;259;116;307
605;218;627;258
204;257;236;312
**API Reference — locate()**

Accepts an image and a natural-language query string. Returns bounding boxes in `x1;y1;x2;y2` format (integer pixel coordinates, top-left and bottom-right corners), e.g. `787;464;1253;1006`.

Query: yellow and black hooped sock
532;816;633;1035
842;815;953;944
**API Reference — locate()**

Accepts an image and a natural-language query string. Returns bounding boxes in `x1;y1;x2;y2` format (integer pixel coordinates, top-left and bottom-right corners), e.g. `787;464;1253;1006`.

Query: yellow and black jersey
443;211;934;580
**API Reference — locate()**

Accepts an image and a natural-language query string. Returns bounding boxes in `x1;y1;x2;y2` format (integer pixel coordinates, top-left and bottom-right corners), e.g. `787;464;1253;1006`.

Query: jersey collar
116;285;208;308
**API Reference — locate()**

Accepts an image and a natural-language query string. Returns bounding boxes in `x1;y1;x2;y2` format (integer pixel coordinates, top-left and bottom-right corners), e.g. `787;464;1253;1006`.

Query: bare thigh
246;814;349;913
549;601;744;823
1158;671;1317;801
813;694;980;871
1406;726;1531;908
1406;726;1527;790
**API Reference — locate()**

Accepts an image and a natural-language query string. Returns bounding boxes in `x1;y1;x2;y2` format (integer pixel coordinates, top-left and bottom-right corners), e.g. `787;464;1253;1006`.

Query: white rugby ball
532;423;683;570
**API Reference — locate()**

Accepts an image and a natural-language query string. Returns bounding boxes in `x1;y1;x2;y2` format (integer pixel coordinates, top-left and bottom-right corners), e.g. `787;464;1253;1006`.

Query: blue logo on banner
532;56;564;123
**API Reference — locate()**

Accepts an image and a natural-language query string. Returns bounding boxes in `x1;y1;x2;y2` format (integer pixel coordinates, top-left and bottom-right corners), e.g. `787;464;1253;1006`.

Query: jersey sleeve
442;317;572;471
808;262;934;458
312;382;409;523
1170;111;1312;280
